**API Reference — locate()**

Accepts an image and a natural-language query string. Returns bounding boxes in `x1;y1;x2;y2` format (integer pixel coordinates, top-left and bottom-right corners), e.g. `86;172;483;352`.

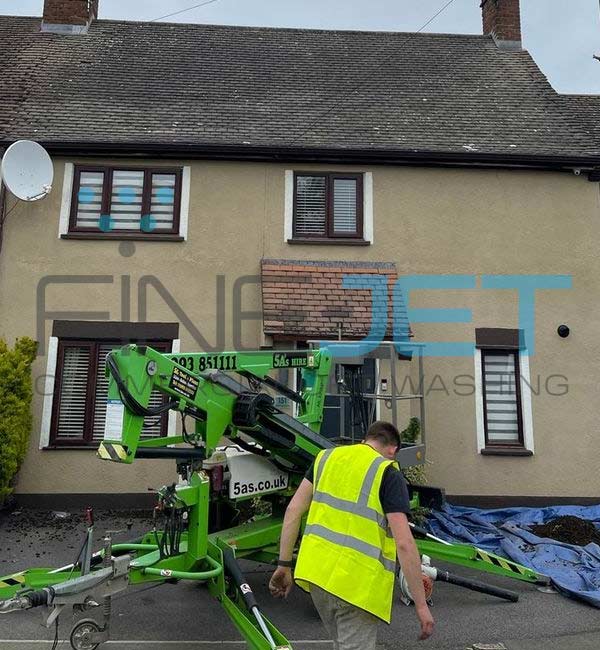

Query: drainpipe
0;180;6;256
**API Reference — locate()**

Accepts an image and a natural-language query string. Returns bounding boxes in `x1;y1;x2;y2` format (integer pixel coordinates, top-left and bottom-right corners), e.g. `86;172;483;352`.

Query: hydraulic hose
106;352;178;418
222;547;277;649
142;555;222;581
436;570;519;602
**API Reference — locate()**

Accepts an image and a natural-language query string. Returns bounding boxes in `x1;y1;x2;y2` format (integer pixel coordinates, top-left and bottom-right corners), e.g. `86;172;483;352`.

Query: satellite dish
1;140;53;201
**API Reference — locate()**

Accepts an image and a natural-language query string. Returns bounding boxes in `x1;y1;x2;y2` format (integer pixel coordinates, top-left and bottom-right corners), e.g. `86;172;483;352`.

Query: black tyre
69;618;101;650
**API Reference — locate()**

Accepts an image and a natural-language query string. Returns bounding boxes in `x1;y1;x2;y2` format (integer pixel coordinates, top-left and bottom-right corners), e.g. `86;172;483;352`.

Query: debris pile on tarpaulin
426;504;600;607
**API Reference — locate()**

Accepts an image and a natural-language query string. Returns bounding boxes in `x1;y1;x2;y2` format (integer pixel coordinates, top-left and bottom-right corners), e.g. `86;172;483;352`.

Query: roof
261;259;409;340
0;16;599;162
562;94;600;145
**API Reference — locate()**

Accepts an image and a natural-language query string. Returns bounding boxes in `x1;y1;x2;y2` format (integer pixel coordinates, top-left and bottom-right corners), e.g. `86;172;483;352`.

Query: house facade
1;0;599;506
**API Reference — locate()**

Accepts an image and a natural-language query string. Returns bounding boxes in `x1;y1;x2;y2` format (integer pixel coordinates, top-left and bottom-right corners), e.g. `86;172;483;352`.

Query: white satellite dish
0;140;53;201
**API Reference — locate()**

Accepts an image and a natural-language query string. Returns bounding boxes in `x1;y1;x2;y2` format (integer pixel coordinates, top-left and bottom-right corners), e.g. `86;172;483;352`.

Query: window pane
295;176;326;236
483;352;520;443
92;343;167;441
110;170;144;230
76;171;104;228
56;346;90;439
333;178;358;233
150;173;176;230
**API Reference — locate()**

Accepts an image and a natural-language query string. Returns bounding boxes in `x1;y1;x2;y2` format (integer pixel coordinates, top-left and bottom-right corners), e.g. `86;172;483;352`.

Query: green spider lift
0;344;548;650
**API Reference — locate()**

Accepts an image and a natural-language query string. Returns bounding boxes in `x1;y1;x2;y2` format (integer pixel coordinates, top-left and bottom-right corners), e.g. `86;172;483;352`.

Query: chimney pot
481;0;522;50
42;0;98;34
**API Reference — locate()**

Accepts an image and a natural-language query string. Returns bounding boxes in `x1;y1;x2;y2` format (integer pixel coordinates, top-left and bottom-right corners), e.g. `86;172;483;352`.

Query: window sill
43;445;99;450
481;448;533;457
287;238;370;246
61;233;184;242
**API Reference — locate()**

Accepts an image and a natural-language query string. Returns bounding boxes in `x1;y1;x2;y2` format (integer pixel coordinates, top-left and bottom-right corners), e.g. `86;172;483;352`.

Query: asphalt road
1;510;599;650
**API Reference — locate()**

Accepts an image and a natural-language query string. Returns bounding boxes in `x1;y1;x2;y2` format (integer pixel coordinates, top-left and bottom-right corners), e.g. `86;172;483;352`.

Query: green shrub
402;464;427;485
0;337;37;506
400;417;428;486
400;417;421;444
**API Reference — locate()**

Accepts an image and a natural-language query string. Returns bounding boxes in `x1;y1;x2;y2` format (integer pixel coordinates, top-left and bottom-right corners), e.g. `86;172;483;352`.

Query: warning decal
169;366;199;400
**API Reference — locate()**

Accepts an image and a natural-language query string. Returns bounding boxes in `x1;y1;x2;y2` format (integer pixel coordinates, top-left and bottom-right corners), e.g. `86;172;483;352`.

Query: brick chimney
42;0;98;34
481;0;522;50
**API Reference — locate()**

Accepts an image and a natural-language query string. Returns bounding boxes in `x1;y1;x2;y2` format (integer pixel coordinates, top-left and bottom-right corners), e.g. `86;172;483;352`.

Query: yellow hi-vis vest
294;444;398;623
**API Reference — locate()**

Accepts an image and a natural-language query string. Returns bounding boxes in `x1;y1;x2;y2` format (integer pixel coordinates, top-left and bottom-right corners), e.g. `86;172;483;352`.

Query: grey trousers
310;585;380;650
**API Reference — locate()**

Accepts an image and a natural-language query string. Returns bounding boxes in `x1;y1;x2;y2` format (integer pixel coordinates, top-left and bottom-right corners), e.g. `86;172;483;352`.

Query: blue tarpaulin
426;504;600;607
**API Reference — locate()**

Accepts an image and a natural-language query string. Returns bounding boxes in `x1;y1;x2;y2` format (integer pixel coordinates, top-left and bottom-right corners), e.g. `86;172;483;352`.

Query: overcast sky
6;0;600;94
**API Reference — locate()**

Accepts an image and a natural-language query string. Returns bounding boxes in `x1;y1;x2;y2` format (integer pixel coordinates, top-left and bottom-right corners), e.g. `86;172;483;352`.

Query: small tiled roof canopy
261;259;410;340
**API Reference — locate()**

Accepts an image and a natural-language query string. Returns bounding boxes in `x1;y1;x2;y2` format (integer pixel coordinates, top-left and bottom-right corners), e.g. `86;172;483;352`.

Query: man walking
269;420;434;649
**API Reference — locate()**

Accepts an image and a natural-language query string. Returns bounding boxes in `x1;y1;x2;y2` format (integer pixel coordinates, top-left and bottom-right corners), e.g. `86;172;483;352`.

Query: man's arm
388;512;434;640
269;478;313;598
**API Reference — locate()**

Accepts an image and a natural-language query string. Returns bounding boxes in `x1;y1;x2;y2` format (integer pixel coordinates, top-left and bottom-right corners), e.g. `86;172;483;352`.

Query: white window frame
40;336;180;449
474;348;534;454
284;170;373;244
58;163;191;240
39;336;59;449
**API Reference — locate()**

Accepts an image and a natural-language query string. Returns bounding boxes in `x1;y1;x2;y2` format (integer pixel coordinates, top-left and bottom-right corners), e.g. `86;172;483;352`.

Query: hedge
0;337;37;505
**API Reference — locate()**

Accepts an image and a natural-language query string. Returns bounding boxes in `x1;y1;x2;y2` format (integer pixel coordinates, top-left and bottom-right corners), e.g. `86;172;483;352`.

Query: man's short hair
365;420;401;449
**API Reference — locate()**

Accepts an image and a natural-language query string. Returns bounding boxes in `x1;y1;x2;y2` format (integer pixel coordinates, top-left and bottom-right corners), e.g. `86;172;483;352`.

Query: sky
5;0;600;95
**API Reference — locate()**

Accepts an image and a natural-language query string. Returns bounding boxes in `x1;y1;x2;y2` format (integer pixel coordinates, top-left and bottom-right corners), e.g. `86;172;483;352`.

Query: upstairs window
69;165;182;236
293;172;363;240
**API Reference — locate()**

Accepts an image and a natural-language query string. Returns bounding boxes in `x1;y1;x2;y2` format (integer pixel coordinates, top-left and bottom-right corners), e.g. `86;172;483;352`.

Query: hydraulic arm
100;345;334;469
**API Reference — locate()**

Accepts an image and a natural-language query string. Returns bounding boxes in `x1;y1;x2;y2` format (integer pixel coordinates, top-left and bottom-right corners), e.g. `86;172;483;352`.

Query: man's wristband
277;559;294;568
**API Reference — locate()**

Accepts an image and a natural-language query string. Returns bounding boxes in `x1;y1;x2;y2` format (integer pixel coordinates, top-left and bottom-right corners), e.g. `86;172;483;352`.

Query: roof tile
261;258;409;340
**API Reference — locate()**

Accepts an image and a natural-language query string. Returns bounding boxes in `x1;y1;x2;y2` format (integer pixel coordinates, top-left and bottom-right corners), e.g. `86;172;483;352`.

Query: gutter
1;141;599;173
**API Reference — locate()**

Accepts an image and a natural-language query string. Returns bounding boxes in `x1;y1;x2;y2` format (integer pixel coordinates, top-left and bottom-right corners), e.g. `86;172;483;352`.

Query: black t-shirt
304;461;411;514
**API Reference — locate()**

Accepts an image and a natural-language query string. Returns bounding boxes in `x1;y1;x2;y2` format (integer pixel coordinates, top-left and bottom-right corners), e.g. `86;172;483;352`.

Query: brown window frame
292;172;364;240
481;349;525;449
68;165;183;237
49;339;170;448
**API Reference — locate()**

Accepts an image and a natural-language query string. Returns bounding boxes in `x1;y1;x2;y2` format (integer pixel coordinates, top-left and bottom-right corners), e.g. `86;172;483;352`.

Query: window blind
150;173;177;230
483;352;521;444
56;346;90;439
295;176;326;236
333;178;358;233
110;169;144;230
75;171;104;228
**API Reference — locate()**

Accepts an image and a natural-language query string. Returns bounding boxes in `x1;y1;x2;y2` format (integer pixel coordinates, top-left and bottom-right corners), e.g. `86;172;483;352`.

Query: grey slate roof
563;95;600;146
0;15;599;160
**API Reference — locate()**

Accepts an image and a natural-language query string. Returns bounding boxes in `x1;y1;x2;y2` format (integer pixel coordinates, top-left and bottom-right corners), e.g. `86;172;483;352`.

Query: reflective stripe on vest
312;491;392;536
304;523;396;572
313;447;334;486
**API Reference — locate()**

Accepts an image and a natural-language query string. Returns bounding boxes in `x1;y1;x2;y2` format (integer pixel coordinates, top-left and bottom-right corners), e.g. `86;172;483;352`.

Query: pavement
1;509;599;650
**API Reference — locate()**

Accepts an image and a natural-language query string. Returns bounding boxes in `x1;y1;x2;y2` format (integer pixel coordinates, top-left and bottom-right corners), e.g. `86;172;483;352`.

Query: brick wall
43;0;98;26
261;259;400;340
481;0;521;44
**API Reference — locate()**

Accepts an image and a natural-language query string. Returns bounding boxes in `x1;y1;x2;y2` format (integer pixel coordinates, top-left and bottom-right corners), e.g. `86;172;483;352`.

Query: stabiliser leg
410;523;549;585
202;540;291;650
